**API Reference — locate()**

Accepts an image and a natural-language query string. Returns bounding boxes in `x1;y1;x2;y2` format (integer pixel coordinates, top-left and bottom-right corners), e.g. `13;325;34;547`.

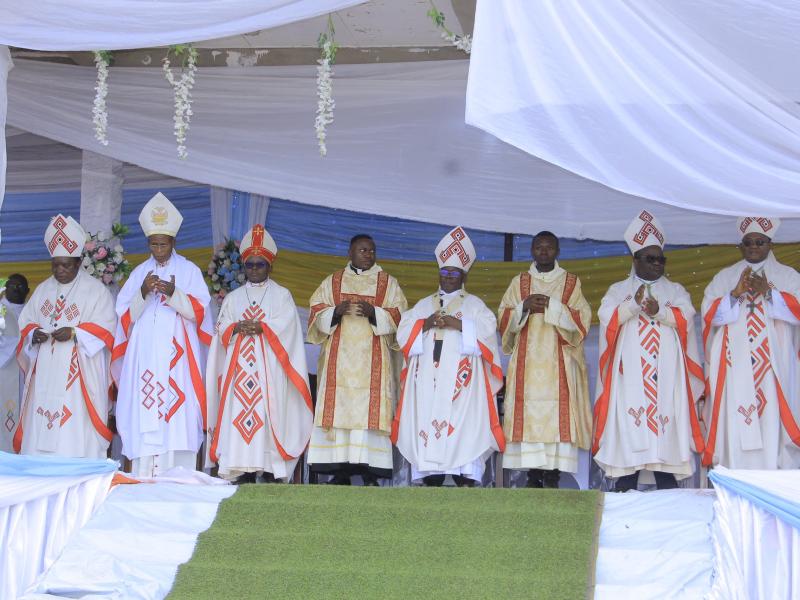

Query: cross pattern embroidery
4;399;16;433
738;404;757;425
243;304;265;322
65;303;79;321
747;295;771;417
40;299;54;317
431;419;448;440
418;430;429;447
451;358;473;402
232;370;264;444
633;210;664;247
36;406;62;430
639;315;660;435
141;370;156;410
658;415;670;434
47;215;79;255
738;217;773;235
627;407;644;427
438;227;471;267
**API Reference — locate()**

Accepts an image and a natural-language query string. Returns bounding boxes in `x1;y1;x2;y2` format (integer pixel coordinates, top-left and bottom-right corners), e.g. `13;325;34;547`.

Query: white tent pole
79;149;123;235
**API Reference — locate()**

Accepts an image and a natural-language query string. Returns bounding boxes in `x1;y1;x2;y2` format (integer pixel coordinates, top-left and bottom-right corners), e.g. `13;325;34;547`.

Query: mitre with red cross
240;224;277;264
624;210;665;255
435;226;476;272
44;214;85;258
737;217;780;240
139;192;183;237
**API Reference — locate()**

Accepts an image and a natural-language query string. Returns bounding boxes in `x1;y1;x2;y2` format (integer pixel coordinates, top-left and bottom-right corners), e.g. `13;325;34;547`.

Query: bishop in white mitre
593;211;704;490
14;215;116;458
702;217;800;469
393;227;505;486
205;225;313;482
112;193;213;477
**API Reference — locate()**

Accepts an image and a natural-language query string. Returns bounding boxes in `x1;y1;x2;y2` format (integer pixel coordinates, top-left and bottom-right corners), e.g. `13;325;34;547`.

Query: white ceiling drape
0;0;365;240
466;0;800;218
0;0;365;50
7;57;800;243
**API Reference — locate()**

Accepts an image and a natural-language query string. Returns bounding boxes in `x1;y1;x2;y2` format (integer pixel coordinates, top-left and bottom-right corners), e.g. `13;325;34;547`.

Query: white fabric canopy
466;0;800;217
0;0;365;50
9;58;800;243
708;467;800;600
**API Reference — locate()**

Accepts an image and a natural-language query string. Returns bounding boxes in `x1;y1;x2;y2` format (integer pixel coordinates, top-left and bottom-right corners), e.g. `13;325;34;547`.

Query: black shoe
542;469;561;489
526;469;544;488
259;472;277;484
329;473;351;485
233;472;257;485
361;472;380;487
453;475;475;488
422;475;446;487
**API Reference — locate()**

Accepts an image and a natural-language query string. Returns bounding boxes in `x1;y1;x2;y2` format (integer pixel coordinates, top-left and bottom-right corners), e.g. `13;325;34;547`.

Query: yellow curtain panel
4;244;799;322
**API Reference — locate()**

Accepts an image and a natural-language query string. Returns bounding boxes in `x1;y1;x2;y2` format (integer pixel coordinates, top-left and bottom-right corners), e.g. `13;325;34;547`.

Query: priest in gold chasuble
498;231;592;488
307;235;407;485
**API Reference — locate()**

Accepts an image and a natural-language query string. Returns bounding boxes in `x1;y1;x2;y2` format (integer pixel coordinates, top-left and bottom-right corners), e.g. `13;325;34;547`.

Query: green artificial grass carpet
168;486;603;600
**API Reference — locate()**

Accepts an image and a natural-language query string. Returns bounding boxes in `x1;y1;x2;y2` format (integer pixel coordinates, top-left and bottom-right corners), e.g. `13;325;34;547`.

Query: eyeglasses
741;239;769;248
439;268;463;277
244;261;268;270
638;255;667;265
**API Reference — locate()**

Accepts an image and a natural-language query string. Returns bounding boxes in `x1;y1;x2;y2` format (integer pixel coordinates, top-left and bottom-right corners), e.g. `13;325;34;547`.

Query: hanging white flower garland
315;17;339;157
163;45;199;159
92;51;112;145
427;2;471;54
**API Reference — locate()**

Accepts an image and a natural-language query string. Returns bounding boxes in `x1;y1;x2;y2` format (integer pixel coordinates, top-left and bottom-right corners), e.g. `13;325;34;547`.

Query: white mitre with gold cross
139;192;183;237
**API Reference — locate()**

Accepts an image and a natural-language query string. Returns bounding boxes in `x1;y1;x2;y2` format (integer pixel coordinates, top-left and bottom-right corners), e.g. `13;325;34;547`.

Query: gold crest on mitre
139;192;183;237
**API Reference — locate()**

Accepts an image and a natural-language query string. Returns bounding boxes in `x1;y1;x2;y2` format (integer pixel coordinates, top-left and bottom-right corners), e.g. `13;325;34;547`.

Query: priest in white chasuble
593;211;704;491
393;227;505;487
205;225;313;483
307;234;407;485
112;193;213;477
14;216;116;458
0;274;29;452
498;231;592;488
702;217;800;470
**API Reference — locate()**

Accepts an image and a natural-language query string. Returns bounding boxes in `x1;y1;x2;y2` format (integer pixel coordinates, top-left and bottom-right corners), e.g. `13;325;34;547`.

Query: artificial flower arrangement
81;223;133;285
206;238;246;305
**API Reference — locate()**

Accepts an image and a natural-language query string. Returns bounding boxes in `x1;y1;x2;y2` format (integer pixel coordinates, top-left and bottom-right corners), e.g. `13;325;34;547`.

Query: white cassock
15;271;116;458
702;253;800;469
593;272;705;478
0;299;24;452
112;251;213;476
393;290;505;482
205;280;313;480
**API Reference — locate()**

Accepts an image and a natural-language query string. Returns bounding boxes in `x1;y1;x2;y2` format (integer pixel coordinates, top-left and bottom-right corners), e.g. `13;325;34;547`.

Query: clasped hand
32;327;73;345
634;285;659;317
333;300;375;320
732;267;770;299
234;319;262;336
423;312;461;332
141;272;176;299
523;293;549;314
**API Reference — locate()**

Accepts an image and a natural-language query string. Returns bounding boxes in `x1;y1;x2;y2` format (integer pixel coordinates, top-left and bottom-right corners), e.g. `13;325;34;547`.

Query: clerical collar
530;260;564;281
350;264;365;275
746;259;767;271
246;279;269;288
635;275;661;285
438;287;464;300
